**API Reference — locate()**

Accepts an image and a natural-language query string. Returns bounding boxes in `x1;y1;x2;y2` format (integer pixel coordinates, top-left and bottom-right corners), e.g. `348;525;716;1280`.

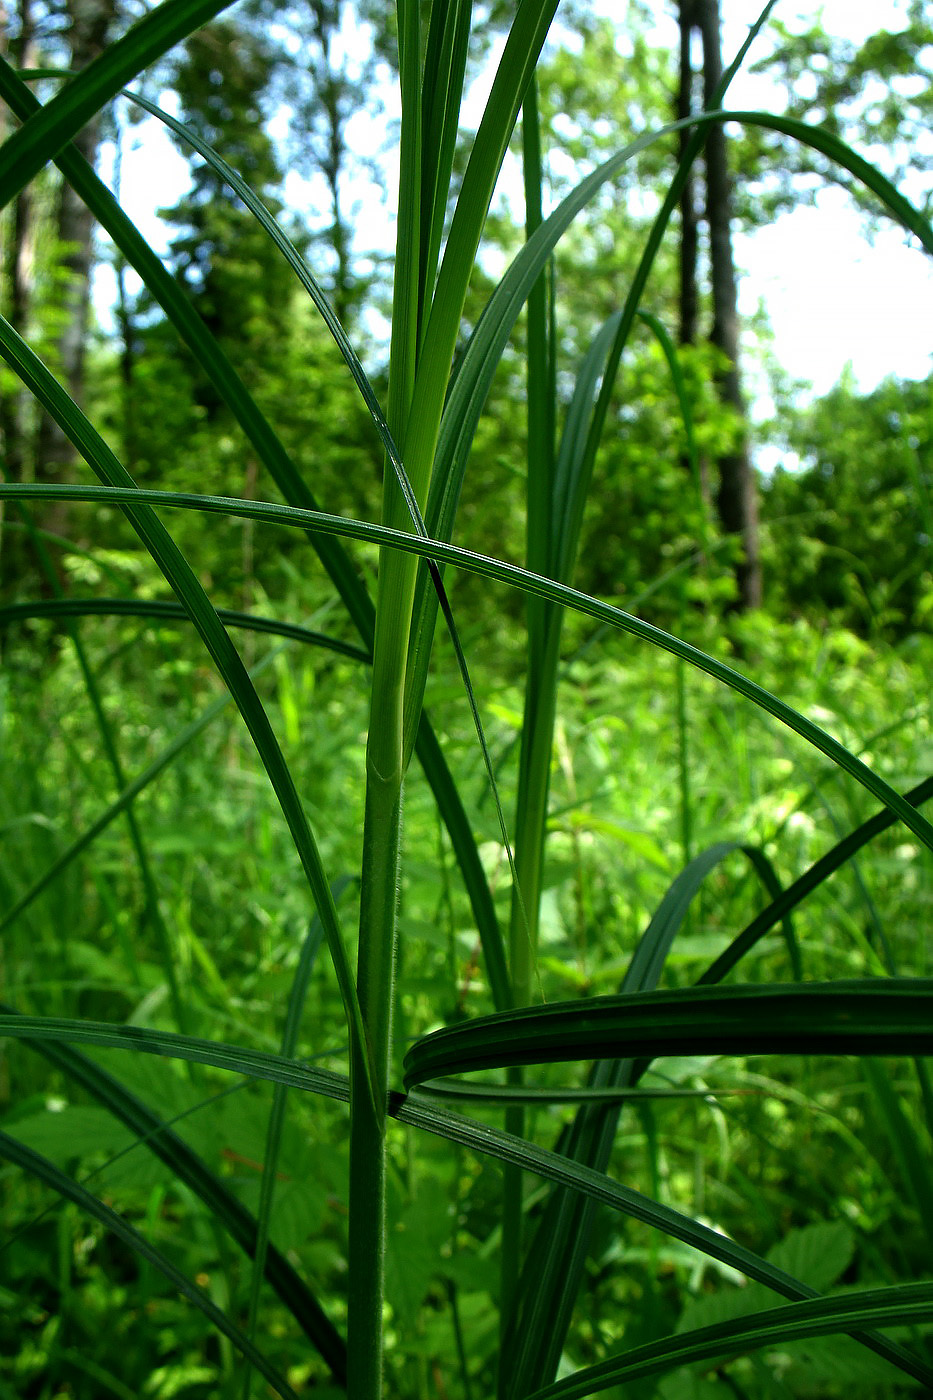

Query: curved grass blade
0;1014;354;1093
0;321;375;1116
549;311;623;583
504;840;784;1397
416;1080;747;1105
739;843;801;980
627;842;740;989
119;86;430;538
390;1093;933;1388
523;1283;933;1400
0;595;371;661
700;775;933;986
0;1130;300;1400
2;1013;923;1386
1;1004;347;1382
636;308;702;505
432;104;931;582
403;981;933;1086
0;1015;888;1322
0;54;374;644
5;481;932;856
0;0;235;208
0;589;508;1012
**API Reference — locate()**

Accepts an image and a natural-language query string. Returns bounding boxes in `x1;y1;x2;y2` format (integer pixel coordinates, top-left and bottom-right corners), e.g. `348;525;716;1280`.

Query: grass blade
120;84;419;522
4;480;931;855
862;1056;933;1248
393;1093;933;1388
419;0;473;325
0;1130;300;1400
701;775;933;985
1;1003;347;1383
523;1283;933;1400
0;595;371;660
0;319;374;1114
0;55;375;644
1;1013;928;1386
0;0;236;208
403;981;933;1085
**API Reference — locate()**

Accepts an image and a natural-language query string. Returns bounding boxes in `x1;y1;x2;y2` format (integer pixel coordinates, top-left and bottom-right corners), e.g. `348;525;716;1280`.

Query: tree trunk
0;0;40;606
0;0;37;489
696;0;762;609
677;0;699;349
36;0;117;510
307;0;358;327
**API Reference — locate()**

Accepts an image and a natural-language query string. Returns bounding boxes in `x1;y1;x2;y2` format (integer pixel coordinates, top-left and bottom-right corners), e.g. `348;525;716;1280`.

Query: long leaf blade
523;1283;933;1400
0;0;235;208
2;1004;347;1382
1;1012;928;1385
0;319;375;1114
403;981;933;1085
3;480;931;855
0;1130;300;1400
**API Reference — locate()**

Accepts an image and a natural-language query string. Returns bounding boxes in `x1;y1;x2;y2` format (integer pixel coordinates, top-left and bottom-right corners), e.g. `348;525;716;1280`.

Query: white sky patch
93;90;192;317
737;193;933;397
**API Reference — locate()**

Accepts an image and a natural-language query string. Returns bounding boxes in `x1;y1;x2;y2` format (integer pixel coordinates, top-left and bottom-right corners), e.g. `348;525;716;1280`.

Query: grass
1;2;933;1397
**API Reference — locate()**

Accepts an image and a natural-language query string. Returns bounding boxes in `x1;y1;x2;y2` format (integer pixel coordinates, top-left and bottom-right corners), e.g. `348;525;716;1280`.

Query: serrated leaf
767;1222;855;1295
385;1176;453;1329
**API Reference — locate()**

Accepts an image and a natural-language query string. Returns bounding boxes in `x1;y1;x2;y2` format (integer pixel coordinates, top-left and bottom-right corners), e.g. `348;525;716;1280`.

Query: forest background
2;0;933;1397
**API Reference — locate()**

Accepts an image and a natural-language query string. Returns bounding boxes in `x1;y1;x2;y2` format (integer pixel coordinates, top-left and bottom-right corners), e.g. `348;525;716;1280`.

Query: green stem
501;78;558;1368
346;2;423;1390
348;759;403;1399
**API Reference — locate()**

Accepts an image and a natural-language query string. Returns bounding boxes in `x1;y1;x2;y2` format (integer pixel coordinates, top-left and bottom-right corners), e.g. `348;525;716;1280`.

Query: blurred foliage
762;370;933;639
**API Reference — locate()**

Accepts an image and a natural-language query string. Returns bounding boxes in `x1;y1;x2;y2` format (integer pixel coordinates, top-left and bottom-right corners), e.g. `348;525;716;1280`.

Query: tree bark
0;0;37;489
36;0;118;502
677;0;699;349
696;0;762;609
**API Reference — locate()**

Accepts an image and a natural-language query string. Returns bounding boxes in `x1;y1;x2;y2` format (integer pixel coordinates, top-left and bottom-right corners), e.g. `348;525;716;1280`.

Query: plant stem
347;779;401;1399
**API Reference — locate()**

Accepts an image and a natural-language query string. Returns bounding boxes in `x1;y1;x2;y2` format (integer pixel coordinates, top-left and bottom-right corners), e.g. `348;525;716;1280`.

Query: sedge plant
1;2;933;1398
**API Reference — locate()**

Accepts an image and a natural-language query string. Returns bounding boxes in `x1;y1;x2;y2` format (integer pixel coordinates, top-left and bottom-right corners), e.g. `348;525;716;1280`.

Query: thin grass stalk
351;9;563;1386
347;2;423;1391
500;76;556;1343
